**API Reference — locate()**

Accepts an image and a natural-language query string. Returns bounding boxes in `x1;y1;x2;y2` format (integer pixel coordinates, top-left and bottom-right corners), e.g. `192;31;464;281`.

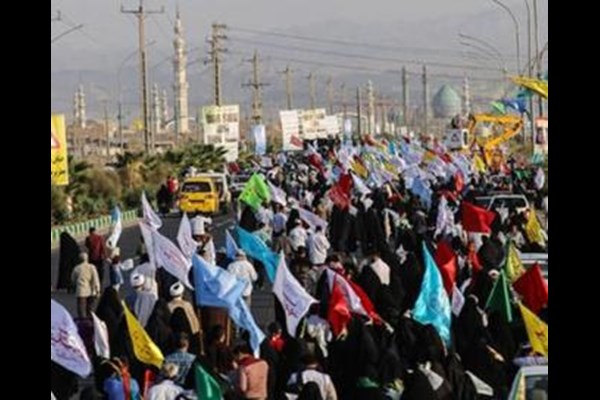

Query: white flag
298;207;328;231
51;299;91;377
141;192;162;229
177;213;198;260
268;180;287;206
106;206;122;248
466;371;494;396
451;285;465;316
351;173;372;195
534;168;545;190
152;229;193;289
139;222;156;267
435;196;455;238
272;257;317;336
91;312;110;359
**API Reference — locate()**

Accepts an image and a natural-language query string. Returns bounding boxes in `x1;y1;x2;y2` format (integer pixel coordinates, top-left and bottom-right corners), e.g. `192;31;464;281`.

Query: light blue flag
235;226;280;283
225;229;239;261
106;206;122;248
192;255;265;355
252;124;267;156
413;242;452;347
411;178;432;210
192;255;246;309
229;297;266;356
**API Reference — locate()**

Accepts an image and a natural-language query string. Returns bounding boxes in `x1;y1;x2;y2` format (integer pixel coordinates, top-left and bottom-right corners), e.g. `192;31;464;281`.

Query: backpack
298;382;324;400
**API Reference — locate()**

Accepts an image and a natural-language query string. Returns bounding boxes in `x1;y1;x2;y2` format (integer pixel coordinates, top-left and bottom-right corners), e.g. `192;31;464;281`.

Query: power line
229;35;502;73
228;49;504;82
229;26;497;58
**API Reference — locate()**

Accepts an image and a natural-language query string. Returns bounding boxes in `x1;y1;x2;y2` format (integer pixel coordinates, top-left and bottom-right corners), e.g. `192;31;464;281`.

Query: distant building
432;85;461;119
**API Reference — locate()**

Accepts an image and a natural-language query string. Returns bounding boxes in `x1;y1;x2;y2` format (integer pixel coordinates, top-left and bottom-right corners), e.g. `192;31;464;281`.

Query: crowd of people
52;135;548;400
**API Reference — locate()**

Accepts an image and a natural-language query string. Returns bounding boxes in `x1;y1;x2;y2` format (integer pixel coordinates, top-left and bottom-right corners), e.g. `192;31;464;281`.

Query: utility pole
307;72;316;110
422;65;429;135
340;83;347;119
533;0;544;117
117;101;124;151
402;66;409;128
326;76;334;114
121;0;164;155
103;100;110;160
356;87;362;137
242;50;269;125
280;65;294;110
205;23;228;106
367;80;374;134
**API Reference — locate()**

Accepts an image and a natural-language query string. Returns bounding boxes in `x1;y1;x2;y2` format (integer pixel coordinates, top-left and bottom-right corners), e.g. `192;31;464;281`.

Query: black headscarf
56;232;81;291
401;368;438;400
95;287;126;355
145;298;174;354
51;361;79;400
487;311;517;363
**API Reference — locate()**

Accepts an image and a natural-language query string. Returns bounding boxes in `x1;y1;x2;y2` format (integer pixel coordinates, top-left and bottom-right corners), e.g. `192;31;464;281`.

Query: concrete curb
51;209;139;247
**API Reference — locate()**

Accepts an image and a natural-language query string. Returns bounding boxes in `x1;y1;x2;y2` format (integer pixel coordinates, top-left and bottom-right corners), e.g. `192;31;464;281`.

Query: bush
51;185;69;225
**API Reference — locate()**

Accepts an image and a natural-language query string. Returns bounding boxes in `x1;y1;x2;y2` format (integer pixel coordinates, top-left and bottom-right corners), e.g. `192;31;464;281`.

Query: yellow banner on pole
512;76;548;99
51;114;69;186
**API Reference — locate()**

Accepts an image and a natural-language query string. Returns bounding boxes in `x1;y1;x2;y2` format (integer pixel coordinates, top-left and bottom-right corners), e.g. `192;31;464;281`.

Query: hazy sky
51;0;543;61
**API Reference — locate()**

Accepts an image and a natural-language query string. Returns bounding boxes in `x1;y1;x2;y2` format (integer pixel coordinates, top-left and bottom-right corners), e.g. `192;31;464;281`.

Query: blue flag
235;226;280;283
413;242;452;346
411;178;432;210
192;255;265;355
192;255;246;309
229;297;266;355
225;229;239;261
501;97;527;114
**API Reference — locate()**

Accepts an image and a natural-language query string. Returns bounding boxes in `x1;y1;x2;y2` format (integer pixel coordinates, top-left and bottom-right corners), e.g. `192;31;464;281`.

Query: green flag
195;363;223;400
485;270;513;323
239;173;271;210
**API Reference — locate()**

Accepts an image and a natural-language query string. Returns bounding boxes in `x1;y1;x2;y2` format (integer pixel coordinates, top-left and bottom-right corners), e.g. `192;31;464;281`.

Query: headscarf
56;232;81;291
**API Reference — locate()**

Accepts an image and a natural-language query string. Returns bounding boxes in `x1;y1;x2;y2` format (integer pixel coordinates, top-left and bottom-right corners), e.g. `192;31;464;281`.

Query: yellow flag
512;76;548;99
423;150;437;163
122;302;164;368
525;208;546;247
351;159;368;179
505;242;525;282
473;153;487;173
519;302;548;357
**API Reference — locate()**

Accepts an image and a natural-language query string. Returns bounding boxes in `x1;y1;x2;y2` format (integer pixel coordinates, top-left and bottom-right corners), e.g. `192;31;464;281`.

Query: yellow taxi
178;176;220;215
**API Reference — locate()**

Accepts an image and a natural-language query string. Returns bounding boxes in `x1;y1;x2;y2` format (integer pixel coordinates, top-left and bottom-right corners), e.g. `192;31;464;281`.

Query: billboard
51;114;69;185
298;108;328;140
200;105;240;161
280;110;303;151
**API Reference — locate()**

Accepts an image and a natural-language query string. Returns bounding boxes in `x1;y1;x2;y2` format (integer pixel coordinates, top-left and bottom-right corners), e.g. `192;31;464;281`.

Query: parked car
508;365;548;400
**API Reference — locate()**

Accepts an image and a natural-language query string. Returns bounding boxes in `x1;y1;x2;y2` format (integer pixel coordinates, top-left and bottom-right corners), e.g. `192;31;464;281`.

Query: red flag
461;202;496;233
308;153;326;175
513;264;548;314
339;173;352;195
143;369;156;398
434;241;458;295
347;279;383;324
455;172;465;193
467;243;483;275
329;184;350;210
328;278;351;337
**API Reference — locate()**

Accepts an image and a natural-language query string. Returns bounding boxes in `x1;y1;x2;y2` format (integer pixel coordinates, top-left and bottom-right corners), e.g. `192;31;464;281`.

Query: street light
491;0;521;74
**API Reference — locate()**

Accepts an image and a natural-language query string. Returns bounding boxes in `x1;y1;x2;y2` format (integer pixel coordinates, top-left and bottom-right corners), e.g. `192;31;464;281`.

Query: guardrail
51;209;138;245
